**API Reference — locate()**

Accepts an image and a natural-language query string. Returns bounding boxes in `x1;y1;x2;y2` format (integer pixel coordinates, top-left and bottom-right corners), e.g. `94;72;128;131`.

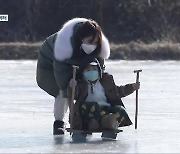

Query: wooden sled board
66;128;123;134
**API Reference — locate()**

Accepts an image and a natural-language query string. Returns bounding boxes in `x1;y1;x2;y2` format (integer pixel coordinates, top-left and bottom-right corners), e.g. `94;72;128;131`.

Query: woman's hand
69;78;77;88
132;82;140;91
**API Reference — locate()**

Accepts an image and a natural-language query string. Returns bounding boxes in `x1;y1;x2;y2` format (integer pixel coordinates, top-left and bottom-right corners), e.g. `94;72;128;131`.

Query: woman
36;18;110;135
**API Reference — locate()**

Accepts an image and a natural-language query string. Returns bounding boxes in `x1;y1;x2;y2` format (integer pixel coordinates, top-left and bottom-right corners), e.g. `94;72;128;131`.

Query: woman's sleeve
53;60;73;91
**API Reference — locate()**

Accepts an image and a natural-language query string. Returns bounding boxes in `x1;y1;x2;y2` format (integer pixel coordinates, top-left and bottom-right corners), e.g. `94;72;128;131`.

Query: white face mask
81;43;97;54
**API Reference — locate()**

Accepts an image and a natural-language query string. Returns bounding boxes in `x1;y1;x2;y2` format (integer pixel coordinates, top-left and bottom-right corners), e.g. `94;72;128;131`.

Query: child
68;59;140;130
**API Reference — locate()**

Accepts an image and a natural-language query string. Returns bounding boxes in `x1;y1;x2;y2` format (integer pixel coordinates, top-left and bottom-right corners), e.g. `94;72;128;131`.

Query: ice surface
0;60;180;153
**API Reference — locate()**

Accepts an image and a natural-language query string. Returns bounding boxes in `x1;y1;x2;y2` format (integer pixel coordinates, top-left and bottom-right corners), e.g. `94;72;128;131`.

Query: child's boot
100;113;119;130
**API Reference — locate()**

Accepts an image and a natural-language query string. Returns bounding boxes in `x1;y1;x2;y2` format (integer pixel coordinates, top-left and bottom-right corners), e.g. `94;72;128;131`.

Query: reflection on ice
0;60;180;153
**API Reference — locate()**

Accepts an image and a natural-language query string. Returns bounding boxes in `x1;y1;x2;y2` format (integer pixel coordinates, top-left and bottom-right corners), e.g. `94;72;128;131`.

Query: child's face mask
81;43;97;54
83;70;99;81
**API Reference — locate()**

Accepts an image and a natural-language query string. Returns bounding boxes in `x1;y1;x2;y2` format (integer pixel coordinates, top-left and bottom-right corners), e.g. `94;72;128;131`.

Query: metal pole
70;65;79;129
134;69;142;129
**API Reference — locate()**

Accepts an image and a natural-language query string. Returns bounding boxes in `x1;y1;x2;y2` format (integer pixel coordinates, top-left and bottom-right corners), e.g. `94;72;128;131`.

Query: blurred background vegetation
0;0;180;60
1;0;180;43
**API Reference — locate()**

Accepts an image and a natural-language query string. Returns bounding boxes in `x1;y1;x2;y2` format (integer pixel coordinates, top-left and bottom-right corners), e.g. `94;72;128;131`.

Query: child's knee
113;105;127;116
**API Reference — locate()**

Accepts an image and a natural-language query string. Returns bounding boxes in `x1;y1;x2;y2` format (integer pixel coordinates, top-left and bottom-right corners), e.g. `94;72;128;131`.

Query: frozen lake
0;60;180;153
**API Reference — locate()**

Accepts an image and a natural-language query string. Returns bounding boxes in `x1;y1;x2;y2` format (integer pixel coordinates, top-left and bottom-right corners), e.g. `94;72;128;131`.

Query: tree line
1;0;180;43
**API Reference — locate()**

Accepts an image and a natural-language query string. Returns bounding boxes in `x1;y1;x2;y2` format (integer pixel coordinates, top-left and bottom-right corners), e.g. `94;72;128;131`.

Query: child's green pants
80;101;128;124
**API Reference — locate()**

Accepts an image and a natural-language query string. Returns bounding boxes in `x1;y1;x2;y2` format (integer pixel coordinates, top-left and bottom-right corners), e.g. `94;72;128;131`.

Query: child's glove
132;82;140;91
69;78;77;88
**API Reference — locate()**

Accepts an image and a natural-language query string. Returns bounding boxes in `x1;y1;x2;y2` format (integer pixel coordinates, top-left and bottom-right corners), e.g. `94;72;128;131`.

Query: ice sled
66;128;123;141
67;66;124;141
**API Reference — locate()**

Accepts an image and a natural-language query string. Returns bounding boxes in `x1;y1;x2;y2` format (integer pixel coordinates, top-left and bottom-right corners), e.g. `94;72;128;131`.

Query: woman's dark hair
80;20;102;43
73;19;102;57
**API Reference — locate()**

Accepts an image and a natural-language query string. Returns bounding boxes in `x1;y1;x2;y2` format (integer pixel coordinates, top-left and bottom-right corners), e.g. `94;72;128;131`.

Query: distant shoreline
0;42;180;60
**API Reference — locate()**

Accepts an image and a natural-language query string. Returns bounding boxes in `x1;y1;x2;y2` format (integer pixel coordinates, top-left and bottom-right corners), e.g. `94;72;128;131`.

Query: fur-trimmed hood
54;18;110;61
